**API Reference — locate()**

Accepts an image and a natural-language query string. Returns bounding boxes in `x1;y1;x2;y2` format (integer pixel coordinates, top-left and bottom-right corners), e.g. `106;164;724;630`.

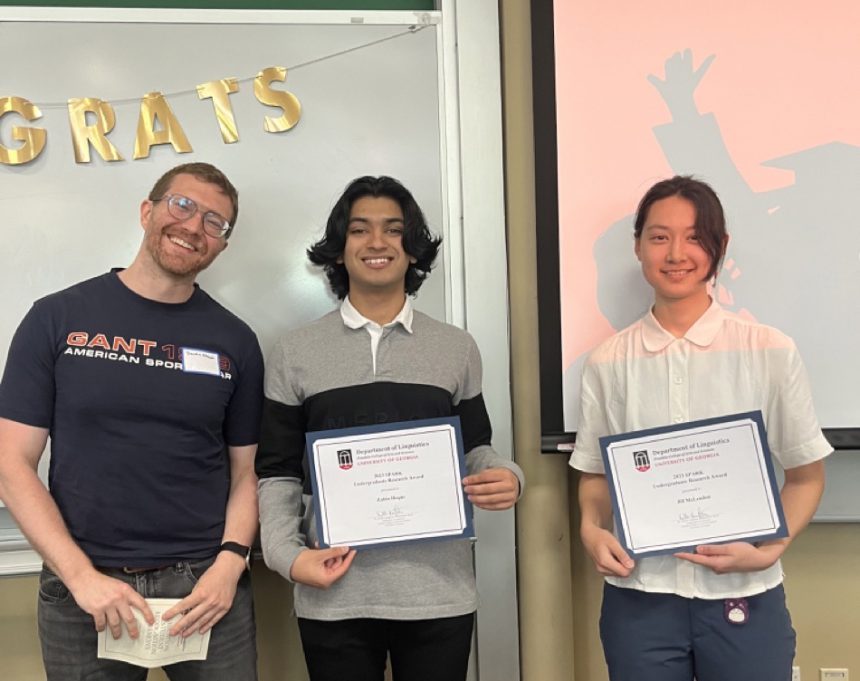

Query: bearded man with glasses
0;162;263;681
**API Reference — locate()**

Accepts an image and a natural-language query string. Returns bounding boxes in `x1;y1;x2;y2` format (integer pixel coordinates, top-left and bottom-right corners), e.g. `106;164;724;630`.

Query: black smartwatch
220;541;251;570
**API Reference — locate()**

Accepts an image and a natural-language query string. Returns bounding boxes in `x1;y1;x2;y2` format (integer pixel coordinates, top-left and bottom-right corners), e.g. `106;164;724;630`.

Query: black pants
298;614;474;681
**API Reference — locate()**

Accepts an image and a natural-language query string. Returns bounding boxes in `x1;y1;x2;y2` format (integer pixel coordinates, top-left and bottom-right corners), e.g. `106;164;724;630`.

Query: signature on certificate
374;504;414;528
376;505;405;519
677;507;721;529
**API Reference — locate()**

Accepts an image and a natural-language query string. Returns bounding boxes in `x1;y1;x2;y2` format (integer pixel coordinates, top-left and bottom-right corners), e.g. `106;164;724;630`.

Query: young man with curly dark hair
256;176;523;681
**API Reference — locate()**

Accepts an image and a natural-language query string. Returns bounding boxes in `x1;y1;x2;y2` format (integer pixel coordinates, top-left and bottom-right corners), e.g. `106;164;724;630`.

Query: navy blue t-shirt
0;271;264;565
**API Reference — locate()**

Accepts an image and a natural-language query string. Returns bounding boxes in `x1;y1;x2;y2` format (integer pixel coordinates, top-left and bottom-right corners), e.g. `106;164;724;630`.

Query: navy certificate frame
307;416;475;550
599;411;789;558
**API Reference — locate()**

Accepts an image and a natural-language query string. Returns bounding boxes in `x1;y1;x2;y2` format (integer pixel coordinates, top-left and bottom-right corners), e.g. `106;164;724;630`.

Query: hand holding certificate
600;411;787;558
307;417;475;549
97;599;210;668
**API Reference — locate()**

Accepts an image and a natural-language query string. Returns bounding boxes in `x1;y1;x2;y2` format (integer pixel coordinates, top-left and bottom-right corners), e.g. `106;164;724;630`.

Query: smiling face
635;195;714;309
337;195;417;300
139;173;231;279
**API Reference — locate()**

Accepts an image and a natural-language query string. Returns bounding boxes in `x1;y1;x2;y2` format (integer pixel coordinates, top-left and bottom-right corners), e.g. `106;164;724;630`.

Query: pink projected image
554;1;860;431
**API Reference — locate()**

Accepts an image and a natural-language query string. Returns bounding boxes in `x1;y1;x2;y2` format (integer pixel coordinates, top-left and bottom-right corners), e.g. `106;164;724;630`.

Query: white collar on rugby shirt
340;295;414;333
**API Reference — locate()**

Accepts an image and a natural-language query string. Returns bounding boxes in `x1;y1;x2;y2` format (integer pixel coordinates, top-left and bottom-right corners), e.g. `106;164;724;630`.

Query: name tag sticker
182;348;221;376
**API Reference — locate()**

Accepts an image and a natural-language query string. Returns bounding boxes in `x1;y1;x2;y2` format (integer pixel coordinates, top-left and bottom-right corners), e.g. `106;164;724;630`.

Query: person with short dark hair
256;175;523;681
0;162;263;681
572;175;831;681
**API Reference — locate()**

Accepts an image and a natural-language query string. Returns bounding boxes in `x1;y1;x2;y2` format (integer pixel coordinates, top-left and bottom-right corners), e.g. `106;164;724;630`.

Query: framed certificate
600;411;788;558
306;416;475;549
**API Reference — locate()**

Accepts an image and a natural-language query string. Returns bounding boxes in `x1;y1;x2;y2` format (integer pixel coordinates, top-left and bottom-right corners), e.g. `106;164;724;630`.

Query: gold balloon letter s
0;97;47;165
254;67;301;133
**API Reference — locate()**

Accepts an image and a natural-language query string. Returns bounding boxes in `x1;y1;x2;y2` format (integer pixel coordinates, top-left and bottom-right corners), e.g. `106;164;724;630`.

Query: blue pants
600;583;795;681
38;557;257;681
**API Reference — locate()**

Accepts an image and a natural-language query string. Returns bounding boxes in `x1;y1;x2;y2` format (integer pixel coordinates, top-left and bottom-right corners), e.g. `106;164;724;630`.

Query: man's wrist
219;541;251;571
56;555;100;592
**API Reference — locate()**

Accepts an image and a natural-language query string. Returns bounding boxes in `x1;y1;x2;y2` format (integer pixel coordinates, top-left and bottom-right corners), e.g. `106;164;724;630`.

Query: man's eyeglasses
153;194;232;239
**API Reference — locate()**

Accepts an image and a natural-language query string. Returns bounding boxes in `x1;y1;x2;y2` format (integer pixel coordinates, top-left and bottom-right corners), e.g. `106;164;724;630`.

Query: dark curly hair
308;176;442;299
634;175;727;281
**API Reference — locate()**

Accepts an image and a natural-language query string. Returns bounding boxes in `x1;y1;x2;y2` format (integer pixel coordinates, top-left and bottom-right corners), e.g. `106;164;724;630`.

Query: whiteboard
0;15;450;358
774;453;860;523
0;12;452;551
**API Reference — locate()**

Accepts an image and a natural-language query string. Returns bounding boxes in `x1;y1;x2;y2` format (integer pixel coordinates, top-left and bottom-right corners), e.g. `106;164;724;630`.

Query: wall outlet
820;670;848;681
793;667;801;681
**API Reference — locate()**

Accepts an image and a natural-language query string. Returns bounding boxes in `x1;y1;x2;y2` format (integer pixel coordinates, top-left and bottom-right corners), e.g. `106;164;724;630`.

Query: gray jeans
37;556;257;681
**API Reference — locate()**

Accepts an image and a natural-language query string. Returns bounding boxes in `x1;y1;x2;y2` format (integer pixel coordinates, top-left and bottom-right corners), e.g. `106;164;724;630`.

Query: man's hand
0;418;157;641
289;546;356;590
580;522;635;578
462;468;519;510
675;541;784;575
69;571;154;640
163;554;244;637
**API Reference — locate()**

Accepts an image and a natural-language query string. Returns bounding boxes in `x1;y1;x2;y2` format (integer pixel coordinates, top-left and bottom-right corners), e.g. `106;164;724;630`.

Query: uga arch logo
633;450;650;472
337;449;353;470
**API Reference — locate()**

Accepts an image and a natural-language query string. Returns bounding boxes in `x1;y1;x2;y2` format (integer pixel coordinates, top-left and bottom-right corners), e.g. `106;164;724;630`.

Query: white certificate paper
307;417;475;549
600;411;788;558
96;598;210;668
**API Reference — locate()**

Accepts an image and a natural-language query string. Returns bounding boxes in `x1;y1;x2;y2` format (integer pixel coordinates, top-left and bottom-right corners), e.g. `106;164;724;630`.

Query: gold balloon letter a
68;98;125;163
0;97;47;165
134;92;193;160
198;78;240;144
254;67;301;133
